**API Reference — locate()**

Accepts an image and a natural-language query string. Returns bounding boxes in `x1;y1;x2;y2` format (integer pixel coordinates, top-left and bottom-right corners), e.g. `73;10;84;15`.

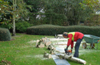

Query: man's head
63;32;68;38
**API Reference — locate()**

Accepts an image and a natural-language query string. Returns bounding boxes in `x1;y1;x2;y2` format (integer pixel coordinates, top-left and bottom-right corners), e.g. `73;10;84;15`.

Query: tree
24;0;45;25
0;0;13;29
11;0;29;36
80;0;100;25
22;0;100;26
44;0;67;25
12;0;16;36
64;0;99;25
0;0;29;36
41;0;99;25
0;0;10;14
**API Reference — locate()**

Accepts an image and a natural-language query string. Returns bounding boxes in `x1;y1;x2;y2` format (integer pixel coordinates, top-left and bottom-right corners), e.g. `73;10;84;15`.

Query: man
63;32;84;57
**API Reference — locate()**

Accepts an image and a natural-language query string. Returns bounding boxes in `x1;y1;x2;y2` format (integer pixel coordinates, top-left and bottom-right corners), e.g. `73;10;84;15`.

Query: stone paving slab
52;55;70;65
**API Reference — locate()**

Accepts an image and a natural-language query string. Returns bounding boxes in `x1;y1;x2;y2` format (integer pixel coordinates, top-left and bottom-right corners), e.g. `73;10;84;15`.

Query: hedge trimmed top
28;24;64;28
27;24;100;36
0;28;11;41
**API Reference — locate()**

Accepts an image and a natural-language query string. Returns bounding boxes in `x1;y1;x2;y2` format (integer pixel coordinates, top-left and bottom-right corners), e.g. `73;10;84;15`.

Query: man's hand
64;48;72;54
64;48;68;53
67;50;72;53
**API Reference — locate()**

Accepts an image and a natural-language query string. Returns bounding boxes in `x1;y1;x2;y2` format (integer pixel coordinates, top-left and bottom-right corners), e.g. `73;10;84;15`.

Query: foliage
0;28;11;41
26;24;64;35
44;0;67;25
0;0;30;36
84;15;100;26
1;0;100;27
0;0;12;27
0;22;12;29
64;0;99;25
24;0;45;24
24;0;99;25
0;0;11;15
16;21;33;32
81;0;99;9
12;0;30;36
27;24;100;36
0;16;12;29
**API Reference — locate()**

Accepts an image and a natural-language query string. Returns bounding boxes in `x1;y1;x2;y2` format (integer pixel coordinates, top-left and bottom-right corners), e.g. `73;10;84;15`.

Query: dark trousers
74;38;83;57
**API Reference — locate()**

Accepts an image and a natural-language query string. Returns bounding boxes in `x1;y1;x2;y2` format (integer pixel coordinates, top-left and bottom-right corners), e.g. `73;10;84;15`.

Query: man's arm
65;42;73;52
67;34;73;47
71;41;73;51
65;34;73;52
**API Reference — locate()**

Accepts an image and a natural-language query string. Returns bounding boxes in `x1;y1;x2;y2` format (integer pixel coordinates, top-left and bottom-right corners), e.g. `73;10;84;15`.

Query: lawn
0;33;100;65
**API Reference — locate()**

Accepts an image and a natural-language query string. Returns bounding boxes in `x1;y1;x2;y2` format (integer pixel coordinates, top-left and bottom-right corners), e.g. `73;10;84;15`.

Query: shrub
16;21;33;33
26;24;100;36
0;21;12;29
26;24;65;36
0;28;11;41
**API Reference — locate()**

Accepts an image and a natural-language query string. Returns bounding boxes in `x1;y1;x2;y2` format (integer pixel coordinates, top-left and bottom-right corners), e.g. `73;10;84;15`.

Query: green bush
26;24;100;36
0;21;12;29
0;28;11;41
16;21;33;33
27;24;65;35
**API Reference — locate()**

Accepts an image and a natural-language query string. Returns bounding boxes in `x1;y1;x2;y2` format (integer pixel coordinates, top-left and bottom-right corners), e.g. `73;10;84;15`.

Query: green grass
0;33;55;65
70;43;100;65
0;33;100;65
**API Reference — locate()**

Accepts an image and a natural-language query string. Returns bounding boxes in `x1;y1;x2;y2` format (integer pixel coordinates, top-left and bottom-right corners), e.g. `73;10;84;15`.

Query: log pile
36;37;51;48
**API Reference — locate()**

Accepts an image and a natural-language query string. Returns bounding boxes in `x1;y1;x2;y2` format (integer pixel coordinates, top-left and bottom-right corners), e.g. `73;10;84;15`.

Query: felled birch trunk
58;54;86;64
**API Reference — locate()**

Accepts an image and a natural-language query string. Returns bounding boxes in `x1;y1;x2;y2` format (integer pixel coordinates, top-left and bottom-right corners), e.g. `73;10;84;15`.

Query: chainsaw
65;50;72;55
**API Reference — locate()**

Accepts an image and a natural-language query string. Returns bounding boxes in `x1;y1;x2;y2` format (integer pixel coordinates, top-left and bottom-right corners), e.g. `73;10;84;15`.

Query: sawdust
50;38;67;41
34;55;49;60
28;40;37;44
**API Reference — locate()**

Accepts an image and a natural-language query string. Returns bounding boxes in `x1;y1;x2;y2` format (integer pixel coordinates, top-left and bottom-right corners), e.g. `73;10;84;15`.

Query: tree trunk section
58;54;86;64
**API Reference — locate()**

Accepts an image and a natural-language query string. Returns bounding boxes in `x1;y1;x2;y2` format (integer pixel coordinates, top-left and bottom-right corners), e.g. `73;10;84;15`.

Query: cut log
38;43;45;48
43;38;51;46
36;40;39;47
36;37;51;48
47;45;55;50
45;41;51;46
44;52;52;58
58;54;86;64
50;49;55;54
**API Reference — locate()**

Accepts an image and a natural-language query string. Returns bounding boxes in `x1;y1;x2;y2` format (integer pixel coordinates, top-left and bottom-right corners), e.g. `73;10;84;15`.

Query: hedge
26;24;100;36
0;28;11;41
16;21;33;33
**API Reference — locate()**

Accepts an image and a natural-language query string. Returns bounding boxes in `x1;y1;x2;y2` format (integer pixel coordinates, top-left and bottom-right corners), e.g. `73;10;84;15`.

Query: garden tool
65;49;72;55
